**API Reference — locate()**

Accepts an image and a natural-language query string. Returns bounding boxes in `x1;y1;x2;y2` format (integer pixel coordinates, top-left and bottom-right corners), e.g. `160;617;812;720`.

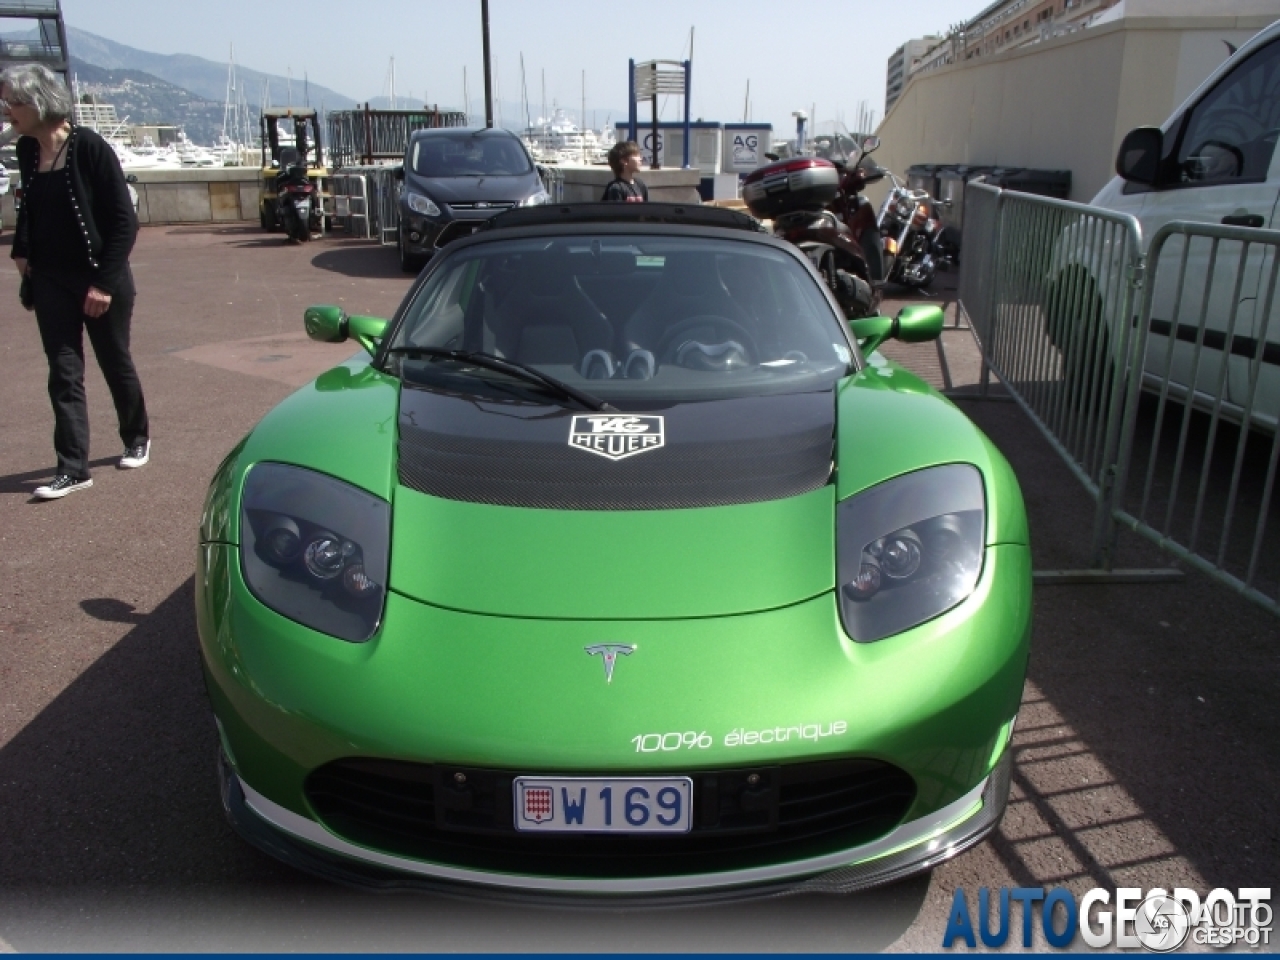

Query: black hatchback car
397;128;548;272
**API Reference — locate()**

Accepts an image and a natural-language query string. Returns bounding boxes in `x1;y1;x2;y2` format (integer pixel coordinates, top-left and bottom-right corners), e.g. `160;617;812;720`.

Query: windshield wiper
384;346;615;411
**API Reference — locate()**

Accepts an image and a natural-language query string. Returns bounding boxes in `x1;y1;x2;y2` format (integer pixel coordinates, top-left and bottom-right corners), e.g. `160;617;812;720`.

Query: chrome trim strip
239;768;991;894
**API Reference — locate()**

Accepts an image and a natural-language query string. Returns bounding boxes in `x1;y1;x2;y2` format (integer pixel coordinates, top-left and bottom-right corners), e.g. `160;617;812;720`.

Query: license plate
513;777;692;833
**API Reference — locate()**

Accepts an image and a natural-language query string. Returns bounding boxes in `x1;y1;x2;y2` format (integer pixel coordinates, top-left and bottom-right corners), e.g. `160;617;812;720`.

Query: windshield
812;133;860;165
412;135;533;177
385;234;854;406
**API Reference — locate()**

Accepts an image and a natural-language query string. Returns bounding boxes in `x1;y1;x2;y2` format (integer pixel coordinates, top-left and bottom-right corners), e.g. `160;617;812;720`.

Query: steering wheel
655;315;760;366
1186;139;1246;180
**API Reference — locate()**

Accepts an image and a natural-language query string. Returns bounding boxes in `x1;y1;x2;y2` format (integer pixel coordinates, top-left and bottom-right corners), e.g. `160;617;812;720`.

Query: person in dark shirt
601;141;648;202
3;63;150;500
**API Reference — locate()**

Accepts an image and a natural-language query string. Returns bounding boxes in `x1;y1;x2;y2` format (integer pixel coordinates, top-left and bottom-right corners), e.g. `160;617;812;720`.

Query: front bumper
400;212;499;253
198;540;1030;896
219;744;1013;900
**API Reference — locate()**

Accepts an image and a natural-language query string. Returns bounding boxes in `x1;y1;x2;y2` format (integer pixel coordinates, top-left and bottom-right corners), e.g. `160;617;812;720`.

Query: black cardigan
11;125;138;296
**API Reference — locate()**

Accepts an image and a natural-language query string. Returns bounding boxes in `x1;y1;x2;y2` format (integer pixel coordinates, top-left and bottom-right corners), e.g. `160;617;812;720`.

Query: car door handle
1222;213;1264;228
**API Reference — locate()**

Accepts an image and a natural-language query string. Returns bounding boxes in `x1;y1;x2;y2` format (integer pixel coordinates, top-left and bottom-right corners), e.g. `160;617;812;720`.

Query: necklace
39;128;70;172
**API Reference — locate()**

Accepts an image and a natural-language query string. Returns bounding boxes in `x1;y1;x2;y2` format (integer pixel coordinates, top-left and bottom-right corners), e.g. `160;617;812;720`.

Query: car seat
623;251;757;356
488;246;615;371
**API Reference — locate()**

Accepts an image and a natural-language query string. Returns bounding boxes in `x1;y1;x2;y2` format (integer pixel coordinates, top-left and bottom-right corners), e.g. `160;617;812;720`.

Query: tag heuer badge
569;415;664;461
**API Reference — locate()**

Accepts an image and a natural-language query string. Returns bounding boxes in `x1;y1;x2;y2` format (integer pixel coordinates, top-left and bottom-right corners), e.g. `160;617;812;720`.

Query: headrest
521;246;575;297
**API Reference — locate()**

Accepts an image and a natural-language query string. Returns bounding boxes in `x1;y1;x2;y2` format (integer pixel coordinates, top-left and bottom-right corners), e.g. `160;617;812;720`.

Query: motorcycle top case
742;157;840;219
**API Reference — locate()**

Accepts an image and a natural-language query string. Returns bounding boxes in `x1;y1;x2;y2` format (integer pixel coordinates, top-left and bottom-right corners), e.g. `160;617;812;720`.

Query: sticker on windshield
569;415;665;461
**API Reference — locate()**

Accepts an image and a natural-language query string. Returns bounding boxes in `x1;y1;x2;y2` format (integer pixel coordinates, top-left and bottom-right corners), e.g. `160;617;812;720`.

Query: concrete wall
873;6;1278;205
0;167;261;229
129;168;261;225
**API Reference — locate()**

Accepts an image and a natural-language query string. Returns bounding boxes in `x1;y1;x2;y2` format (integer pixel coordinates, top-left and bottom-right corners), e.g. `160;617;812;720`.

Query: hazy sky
60;0;975;133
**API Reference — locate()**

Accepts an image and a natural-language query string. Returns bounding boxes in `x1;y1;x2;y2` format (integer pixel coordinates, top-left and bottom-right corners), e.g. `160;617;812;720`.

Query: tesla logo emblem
585;643;636;683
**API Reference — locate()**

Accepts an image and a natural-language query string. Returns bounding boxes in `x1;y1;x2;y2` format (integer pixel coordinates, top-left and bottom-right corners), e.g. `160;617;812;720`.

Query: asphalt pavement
0;225;1275;952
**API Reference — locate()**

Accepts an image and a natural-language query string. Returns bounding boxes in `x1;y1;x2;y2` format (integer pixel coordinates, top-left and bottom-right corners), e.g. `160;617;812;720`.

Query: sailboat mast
222;44;234;140
520;53;529;131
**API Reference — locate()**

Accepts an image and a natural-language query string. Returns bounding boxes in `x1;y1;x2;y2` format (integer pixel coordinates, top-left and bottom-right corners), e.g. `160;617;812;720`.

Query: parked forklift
259;108;328;232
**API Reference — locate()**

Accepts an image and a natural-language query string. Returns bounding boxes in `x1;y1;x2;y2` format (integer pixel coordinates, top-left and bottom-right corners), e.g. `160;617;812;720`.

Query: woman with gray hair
2;62;150;500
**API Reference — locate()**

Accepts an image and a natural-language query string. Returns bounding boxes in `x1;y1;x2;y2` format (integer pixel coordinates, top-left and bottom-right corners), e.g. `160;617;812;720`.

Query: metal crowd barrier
538;164;566;203
961;183;1146;512
328;166;402;245
1109;221;1280;615
959;182;1280;616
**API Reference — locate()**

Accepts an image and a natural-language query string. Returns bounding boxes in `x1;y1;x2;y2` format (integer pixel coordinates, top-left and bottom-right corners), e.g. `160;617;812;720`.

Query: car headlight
240;463;389;642
405;191;440;217
836;464;985;643
520;189;550;206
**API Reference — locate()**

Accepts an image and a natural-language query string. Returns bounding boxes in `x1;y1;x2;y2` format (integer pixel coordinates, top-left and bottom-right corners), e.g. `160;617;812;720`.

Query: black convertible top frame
482;202;766;234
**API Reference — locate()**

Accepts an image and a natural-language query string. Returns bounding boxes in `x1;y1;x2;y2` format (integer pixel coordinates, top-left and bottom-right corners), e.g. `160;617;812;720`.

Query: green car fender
200;359;401;546
835;360;1029;547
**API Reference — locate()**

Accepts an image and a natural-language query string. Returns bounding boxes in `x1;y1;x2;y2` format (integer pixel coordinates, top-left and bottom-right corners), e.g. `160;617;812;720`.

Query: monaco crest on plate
519;784;555;823
568;415;664;461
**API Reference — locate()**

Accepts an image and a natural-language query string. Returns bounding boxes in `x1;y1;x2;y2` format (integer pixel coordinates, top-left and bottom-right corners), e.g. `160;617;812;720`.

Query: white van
1089;18;1280;431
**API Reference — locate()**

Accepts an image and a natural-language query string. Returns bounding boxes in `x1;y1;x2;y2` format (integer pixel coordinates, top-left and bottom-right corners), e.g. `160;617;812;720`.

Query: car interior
395;238;850;392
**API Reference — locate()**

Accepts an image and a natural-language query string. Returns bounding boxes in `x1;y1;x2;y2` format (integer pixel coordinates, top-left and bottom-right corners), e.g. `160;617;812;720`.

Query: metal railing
961;183;1146;508
327;107;467;171
1108;221;1280;615
328;166;401;245
960;181;1280;616
0;1;61;13
538;164;565;203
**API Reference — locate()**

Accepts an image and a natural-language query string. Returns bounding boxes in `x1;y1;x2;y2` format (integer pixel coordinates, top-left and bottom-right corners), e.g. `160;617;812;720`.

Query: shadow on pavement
955;395;1280;894
0;459;118;495
309;244;406;280
161;225;264;238
79;598;149;625
0;578;930;951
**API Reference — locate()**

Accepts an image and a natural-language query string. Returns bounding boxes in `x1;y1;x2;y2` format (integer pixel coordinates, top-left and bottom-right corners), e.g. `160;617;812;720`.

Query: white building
885;36;942;115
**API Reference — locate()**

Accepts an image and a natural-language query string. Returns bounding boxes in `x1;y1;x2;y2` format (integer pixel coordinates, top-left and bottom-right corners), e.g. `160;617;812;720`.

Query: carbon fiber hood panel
396;387;835;511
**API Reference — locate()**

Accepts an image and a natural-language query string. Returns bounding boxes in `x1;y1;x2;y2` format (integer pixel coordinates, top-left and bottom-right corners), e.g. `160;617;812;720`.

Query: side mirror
393;165;405;181
305;304;347;343
764;152;779;162
860;136;881;154
125;174;138;184
847;305;944;355
894;304;945;342
304;305;388;356
1116;126;1163;185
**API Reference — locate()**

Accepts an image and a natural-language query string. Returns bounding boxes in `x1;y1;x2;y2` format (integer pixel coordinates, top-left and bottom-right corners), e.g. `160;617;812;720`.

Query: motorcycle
743;134;887;319
875;173;952;290
275;151;318;243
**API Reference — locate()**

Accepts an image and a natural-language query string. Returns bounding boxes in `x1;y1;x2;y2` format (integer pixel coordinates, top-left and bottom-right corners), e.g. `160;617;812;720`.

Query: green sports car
197;203;1031;899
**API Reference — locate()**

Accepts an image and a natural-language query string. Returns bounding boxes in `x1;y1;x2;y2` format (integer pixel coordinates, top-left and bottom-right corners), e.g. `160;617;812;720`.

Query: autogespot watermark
942;886;1272;951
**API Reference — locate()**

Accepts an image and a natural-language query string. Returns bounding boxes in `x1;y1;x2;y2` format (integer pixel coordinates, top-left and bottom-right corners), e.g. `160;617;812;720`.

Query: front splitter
219;748;1012;903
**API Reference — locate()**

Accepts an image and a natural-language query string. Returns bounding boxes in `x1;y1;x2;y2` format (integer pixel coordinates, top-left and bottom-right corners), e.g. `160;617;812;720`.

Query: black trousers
32;272;149;481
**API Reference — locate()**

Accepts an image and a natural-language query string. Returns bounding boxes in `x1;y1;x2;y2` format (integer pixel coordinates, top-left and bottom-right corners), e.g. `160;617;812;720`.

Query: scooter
276;153;318;244
743;134;887;319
